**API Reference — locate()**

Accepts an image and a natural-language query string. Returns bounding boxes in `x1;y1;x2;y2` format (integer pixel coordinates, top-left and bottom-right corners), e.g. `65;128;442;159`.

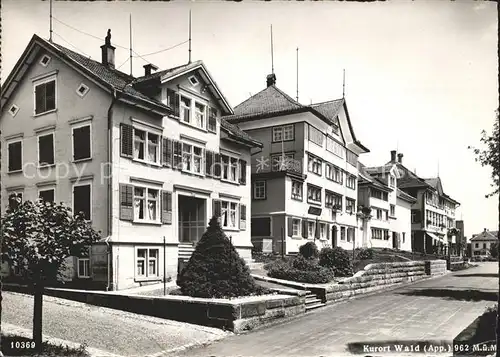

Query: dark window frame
8;140;22;172
72;124;92;161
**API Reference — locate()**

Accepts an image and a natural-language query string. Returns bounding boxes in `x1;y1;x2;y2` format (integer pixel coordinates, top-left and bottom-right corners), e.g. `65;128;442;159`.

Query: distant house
0;33;261;290
224;74;369;254
358;161;416;251
470;229;498;257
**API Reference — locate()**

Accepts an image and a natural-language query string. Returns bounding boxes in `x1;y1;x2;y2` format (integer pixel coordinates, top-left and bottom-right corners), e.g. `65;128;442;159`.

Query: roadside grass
1;334;89;356
453;305;497;355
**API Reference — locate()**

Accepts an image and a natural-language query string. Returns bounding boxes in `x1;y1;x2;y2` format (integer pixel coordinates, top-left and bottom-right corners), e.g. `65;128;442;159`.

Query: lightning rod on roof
296;47;299;103
342;69;346;98
188;10;192;64
49;0;53;43
129;14;133;76
270;25;274;75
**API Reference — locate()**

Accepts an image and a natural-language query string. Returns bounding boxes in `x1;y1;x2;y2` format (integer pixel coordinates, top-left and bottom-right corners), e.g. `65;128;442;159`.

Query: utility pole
163;236;166;296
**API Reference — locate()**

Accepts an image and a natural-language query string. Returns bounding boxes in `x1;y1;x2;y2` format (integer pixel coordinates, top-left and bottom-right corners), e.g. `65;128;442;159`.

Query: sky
1;0;498;238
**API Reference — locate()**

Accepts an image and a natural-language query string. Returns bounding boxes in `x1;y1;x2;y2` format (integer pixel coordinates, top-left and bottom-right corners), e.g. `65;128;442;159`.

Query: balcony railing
252;156;303;174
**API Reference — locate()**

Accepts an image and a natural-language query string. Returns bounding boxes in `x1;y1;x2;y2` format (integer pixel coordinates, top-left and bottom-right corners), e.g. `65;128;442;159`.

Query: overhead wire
52;16;189;64
52;32;90;58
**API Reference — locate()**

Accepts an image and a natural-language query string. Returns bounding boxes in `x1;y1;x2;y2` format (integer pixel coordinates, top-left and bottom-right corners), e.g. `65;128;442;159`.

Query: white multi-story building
358;158;416;251
224;74;369;254
0;33;261;290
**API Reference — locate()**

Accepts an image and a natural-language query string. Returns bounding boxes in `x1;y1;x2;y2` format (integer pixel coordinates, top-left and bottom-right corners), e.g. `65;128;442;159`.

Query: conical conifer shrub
177;216;264;298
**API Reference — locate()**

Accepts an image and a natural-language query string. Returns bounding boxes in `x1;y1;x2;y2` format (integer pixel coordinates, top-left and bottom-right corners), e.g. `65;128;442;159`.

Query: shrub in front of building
318;247;353;277
299;242;319;259
355;247;375;260
177;216;267;298
266;255;335;284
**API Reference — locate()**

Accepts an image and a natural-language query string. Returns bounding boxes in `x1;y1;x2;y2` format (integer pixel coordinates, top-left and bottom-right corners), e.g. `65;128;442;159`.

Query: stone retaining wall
3;284;306;334
253;260;448;305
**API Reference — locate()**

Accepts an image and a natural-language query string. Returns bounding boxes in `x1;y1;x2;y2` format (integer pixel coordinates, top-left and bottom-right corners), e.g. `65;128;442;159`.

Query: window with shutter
239;160;247;185
8;140;22;172
167;88;180;117
38;133;55;166
119;184;133;221
73;184;91;220
213;153;222;178
165;138;173;167
34;79;56;115
120;124;133;158
72;124;91;161
173;140;182;169
240;204;247;230
208;107;217;133
212;199;222;219
161;191;173;224
205;150;213;177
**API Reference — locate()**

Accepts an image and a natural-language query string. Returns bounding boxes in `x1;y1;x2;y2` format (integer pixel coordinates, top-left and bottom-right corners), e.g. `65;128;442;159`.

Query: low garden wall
253;260;448;304
3;284;306;334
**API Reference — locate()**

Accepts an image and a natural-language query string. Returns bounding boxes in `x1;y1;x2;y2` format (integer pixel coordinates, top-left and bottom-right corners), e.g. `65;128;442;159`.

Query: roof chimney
100;29;116;68
397;153;403;164
143;63;159;76
390;150;397;162
266;73;276;87
484;228;488;232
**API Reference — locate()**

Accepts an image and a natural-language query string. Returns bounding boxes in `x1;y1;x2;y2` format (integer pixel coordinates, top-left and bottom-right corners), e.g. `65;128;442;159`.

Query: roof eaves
225;106;310;123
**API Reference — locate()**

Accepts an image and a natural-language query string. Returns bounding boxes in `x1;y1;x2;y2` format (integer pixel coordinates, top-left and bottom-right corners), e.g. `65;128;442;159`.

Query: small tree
299;242;319;259
319;247;353;277
491;243;499;259
469;110;499;357
177;216;264;298
1;197;100;352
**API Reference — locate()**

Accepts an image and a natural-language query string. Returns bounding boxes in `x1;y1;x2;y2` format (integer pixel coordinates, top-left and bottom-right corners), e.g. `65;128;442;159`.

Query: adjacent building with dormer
358;156;416;251
0;33;261;290
224;74;369;255
381;150;461;254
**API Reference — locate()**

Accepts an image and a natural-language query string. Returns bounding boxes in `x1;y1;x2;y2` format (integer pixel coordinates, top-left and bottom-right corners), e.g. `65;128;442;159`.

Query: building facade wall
109;78;253;290
1;49;111;284
241;110;362;255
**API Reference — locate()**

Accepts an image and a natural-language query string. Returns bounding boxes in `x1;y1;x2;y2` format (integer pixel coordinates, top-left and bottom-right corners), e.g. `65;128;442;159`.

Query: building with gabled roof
1;32;261;290
225;73;369;254
358;161;416;251
470;228;498;257
380;150;461;254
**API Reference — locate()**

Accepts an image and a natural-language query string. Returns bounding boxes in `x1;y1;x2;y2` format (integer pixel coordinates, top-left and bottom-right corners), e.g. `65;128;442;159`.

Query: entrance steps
305;292;325;311
178;244;195;261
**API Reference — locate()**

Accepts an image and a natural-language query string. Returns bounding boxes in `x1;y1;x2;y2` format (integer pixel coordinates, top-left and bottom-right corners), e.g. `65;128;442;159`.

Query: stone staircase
305;291;325;311
178;243;195;261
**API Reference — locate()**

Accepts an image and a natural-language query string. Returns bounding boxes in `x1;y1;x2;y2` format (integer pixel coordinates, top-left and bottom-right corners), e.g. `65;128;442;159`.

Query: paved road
2;292;229;357
174;262;498;357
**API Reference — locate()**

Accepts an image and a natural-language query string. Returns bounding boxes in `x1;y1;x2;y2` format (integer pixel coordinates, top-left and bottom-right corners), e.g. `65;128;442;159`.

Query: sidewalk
2;291;230;357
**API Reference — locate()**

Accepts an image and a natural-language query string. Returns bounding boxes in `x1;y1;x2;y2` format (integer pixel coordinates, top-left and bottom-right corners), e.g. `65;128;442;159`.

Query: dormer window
8;105;19;117
389;175;396;188
188;75;199;86
40;55;51;67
